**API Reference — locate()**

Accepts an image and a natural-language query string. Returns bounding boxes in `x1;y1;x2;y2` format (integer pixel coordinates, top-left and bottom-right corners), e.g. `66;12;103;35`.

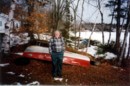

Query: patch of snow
18;74;25;78
6;72;15;75
34;34;51;41
104;52;117;59
15;81;40;86
95;54;105;58
78;46;98;57
65;79;68;82
15;52;23;56
87;46;97;56
80;46;117;60
112;66;119;69
27;81;40;85
77;31;130;57
69;31;75;37
0;63;10;67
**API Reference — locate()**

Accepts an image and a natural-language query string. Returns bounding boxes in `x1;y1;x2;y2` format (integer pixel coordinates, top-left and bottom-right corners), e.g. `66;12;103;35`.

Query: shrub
97;41;117;55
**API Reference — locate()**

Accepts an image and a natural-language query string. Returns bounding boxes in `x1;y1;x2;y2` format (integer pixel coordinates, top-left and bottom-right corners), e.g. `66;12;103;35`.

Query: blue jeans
51;51;64;77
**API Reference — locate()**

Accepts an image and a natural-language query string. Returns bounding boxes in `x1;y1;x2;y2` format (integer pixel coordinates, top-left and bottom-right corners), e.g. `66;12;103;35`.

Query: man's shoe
58;78;63;82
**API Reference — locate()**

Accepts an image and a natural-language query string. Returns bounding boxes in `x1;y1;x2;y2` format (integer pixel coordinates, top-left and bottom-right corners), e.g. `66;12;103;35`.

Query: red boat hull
23;52;90;67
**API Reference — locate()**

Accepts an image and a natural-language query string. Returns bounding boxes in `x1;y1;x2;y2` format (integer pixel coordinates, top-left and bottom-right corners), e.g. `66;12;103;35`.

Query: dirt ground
0;45;130;85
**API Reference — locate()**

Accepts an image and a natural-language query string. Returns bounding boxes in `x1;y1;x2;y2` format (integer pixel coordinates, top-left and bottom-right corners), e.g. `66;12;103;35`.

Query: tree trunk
86;11;99;51
118;0;130;65
72;0;80;49
108;3;115;44
118;21;130;66
126;33;130;59
115;0;121;55
98;0;105;44
2;0;16;53
77;0;85;49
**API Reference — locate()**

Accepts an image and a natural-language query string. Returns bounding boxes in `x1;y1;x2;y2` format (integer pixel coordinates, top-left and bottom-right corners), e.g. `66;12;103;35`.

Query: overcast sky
72;0;112;24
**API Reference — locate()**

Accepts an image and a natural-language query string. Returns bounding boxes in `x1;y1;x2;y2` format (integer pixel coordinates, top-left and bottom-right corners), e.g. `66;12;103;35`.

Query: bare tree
115;0;121;54
126;33;130;59
2;0;17;53
118;0;130;66
71;0;80;49
107;1;115;44
97;0;105;44
86;13;99;52
51;0;66;31
63;0;71;40
118;22;130;66
77;0;85;49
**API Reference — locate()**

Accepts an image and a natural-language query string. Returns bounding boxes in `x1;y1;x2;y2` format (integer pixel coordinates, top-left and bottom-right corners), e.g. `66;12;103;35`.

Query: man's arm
62;37;65;51
49;39;52;54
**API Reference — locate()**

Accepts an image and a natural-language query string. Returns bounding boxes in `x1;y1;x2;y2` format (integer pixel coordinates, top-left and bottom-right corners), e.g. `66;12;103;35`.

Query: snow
15;81;40;86
79;46;97;57
2;32;30;52
34;34;51;41
77;31;130;57
96;54;105;58
65;79;68;82
86;46;117;60
0;63;10;67
27;81;40;85
86;46;97;56
79;45;117;60
69;31;75;37
18;74;25;78
15;52;23;56
104;52;117;59
10;33;30;47
77;31;129;44
6;72;15;75
112;66;119;69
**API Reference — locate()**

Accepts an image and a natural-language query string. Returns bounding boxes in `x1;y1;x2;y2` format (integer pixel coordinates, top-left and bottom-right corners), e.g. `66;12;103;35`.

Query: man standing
49;30;65;81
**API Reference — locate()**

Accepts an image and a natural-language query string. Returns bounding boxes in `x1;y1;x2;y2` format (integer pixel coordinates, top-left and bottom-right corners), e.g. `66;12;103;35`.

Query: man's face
55;31;60;38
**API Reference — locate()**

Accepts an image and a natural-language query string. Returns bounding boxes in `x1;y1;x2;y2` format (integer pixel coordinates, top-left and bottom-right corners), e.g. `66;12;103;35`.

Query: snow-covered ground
1;33;30;52
78;46;117;59
0;63;10;67
77;31;130;59
6;72;15;75
15;81;40;86
76;31;130;44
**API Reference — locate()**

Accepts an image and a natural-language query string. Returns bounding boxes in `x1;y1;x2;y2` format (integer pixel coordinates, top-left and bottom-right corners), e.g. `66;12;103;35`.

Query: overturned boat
15;41;90;67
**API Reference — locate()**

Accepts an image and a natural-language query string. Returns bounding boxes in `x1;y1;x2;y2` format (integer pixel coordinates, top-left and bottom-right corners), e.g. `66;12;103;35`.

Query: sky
72;0;112;24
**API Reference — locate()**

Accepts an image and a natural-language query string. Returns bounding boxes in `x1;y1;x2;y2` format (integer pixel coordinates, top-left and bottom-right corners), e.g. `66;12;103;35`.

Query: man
49;30;65;81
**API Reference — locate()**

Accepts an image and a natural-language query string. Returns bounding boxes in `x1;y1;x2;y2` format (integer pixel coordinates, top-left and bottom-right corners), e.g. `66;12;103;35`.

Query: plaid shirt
49;37;65;53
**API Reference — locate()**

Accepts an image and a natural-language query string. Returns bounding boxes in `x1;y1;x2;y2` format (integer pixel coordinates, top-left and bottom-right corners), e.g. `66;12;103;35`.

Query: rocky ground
0;45;130;85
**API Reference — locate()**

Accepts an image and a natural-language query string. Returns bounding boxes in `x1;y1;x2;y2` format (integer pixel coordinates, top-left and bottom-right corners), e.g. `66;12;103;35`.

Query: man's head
54;30;61;38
